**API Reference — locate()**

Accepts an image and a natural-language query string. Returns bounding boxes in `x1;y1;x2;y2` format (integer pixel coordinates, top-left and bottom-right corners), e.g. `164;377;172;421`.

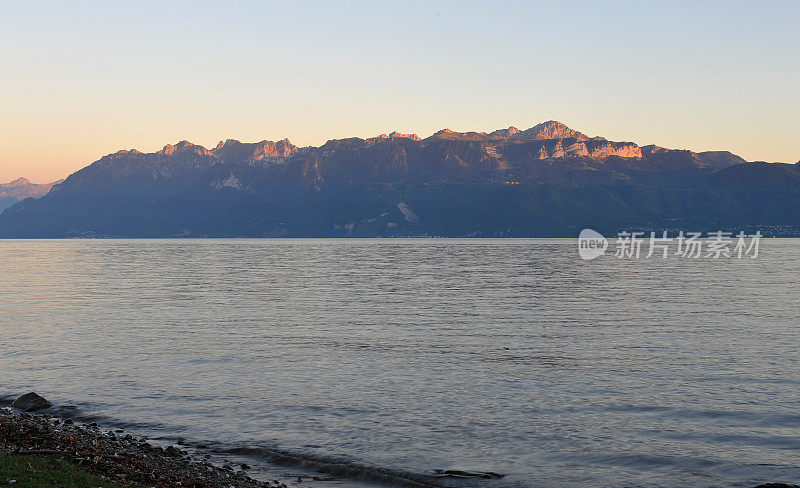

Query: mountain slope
709;162;800;186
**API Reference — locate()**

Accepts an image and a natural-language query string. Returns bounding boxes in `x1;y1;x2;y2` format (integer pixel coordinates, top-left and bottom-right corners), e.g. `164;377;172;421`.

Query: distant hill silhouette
2;122;798;237
0;177;63;212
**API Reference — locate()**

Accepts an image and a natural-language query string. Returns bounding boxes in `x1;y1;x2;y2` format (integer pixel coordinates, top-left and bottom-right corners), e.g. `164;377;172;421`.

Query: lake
1;239;798;488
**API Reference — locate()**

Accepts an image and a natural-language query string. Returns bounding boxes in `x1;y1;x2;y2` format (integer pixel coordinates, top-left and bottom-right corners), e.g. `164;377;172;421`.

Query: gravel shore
0;406;280;488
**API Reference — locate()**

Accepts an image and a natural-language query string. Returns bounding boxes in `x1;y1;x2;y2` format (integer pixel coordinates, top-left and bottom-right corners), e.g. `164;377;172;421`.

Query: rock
165;445;182;457
11;392;51;412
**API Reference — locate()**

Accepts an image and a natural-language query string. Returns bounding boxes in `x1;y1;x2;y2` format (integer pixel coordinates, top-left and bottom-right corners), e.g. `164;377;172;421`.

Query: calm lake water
1;239;799;488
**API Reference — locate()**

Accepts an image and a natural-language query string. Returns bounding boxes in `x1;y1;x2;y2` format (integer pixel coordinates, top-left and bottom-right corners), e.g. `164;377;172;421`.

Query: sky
1;0;799;182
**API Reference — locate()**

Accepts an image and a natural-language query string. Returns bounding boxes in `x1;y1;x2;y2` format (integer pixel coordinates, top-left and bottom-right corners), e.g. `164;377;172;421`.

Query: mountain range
1;121;799;237
0;177;63;212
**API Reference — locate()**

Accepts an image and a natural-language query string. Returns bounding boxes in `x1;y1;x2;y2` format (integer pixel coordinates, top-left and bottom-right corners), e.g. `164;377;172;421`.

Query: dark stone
241;463;251;470
11;392;51;412
165;445;182;457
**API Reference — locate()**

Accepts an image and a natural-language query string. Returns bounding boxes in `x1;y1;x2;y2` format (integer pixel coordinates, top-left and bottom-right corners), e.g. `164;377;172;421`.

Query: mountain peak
110;149;142;157
158;143;178;155
488;126;521;138
0;177;62;211
431;128;488;141
389;131;421;141
434;121;588;141
2;177;63;188
512;121;588;141
215;139;242;150
211;138;298;163
695;151;746;168
252;139;297;158
367;131;422;142
5;177;31;187
158;141;212;156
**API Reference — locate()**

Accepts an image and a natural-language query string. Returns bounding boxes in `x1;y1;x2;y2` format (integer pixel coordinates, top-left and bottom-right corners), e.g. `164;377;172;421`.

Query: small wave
433;470;504;479
215;444;458;488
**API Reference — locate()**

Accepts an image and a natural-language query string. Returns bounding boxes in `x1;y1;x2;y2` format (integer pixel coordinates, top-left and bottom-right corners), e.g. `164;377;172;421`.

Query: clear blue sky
1;0;798;181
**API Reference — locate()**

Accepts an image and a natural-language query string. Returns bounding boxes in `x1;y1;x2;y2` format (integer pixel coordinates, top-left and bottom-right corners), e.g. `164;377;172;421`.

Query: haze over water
1;239;799;488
